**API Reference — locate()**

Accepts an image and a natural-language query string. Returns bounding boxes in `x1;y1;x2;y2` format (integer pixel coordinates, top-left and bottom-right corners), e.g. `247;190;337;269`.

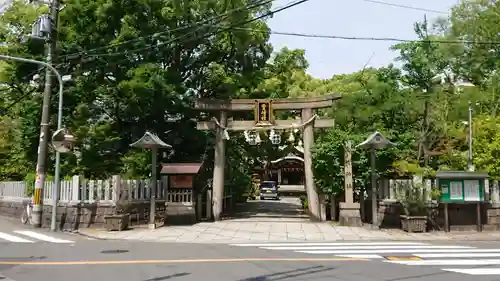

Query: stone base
104;214;129;231
339;202;362;227
148;223;157;230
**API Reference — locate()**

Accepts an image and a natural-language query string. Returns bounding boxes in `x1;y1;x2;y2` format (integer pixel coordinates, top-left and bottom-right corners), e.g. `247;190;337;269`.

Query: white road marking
385;259;500;266
0;231;34;243
416;253;500;258
230;241;500;276
336;254;384;259
262;245;471;250
296;248;500;254
442;268;500;275
13;230;74;243
229;242;428;247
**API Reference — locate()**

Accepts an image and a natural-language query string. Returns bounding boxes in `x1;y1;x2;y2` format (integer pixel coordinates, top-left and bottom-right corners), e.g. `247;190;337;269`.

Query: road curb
66;230;110;240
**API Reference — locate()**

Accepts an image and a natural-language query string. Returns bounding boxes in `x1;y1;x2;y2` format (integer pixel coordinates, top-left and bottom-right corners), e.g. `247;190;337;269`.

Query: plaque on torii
194;94;341;222
254;100;273;126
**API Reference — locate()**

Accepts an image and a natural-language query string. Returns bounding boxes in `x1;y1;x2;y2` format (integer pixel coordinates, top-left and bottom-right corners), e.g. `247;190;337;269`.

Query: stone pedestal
339;202;362;227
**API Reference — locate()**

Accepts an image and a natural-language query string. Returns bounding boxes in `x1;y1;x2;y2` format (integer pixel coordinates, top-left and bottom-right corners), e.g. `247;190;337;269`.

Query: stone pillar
212;111;227;221
301;108;321;221
339;141;362;226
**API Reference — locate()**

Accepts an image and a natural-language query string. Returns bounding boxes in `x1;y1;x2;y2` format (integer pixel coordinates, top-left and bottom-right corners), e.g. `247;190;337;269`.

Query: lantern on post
130;131;172;229
357;131;396;228
269;129;281;145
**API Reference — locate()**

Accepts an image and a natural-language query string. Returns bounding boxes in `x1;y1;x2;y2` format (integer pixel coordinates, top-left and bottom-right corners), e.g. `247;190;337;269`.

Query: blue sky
268;0;459;79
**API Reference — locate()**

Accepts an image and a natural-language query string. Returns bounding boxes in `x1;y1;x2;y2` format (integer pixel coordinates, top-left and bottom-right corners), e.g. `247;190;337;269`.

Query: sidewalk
76;220;500;243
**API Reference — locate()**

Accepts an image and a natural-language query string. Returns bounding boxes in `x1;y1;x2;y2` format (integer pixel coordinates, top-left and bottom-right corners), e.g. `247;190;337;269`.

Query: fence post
112;175;122;203
491;180;499;203
71;175;81;202
484;178;490;201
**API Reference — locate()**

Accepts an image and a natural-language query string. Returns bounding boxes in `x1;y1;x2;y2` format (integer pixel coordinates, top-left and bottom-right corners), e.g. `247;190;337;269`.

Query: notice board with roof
436;170;489;232
160;163;202;189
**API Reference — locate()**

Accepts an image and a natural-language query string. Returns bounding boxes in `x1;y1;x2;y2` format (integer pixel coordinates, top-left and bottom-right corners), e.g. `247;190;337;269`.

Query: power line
83;0;312;59
232;27;500;45
359;0;448;14
1;0;278;113
1;0;312;111
58;0;277;61
0;89;35;115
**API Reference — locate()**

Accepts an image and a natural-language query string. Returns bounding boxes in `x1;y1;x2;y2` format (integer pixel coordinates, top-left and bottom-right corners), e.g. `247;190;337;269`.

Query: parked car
259;181;279;200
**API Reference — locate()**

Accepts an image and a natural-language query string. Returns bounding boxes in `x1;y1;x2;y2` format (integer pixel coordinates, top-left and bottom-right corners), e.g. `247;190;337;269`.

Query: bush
394;181;427;216
299;195;308;210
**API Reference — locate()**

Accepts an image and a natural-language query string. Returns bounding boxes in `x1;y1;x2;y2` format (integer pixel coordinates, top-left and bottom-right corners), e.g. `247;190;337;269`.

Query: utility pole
468;101;474;172
31;0;61;228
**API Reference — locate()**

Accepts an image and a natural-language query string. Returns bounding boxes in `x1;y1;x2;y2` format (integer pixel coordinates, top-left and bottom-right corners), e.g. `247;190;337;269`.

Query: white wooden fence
0;175;192;205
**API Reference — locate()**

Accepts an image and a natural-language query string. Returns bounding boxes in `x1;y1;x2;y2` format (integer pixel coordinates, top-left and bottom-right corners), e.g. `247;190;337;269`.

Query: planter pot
104;214;130;231
400;215;427;233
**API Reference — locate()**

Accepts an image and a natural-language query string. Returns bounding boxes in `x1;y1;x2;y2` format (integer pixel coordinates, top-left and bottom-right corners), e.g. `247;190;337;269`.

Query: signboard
254;100;273;126
170;175;193;188
439;178;484;202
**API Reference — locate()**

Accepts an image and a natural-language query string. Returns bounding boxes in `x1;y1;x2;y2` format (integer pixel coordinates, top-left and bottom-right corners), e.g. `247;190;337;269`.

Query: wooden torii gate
195;94;340;221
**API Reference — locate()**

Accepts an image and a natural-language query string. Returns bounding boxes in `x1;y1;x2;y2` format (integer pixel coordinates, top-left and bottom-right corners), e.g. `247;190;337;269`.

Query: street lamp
0;54;71;230
357;131;395;228
455;81;476;172
130;131;172;229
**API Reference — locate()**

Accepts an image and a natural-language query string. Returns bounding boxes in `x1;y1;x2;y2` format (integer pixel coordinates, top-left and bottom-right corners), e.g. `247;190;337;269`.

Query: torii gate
195;94;341;221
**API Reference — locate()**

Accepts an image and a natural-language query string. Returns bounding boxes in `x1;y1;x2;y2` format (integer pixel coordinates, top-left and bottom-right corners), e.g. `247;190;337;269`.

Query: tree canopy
0;0;498;198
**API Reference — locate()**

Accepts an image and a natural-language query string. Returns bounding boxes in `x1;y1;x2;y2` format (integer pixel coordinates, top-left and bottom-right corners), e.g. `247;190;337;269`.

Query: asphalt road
0;215;91;244
2;239;500;281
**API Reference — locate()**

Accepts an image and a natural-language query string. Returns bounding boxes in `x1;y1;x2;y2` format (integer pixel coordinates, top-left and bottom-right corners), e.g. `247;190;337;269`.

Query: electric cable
230;26;500;45
81;0;312;59
0;0;280;113
359;0;448;14
58;0;277;61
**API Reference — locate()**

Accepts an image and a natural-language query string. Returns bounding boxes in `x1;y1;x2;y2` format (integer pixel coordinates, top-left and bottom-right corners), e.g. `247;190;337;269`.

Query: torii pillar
194;94;341;221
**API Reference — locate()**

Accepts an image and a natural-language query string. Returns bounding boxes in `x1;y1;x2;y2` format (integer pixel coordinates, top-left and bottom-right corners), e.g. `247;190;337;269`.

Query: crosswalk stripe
296;248;500;254
0;231;34;243
231;241;500;276
442;268;500;275
261;245;471;250
336;254;385;259
416;253;500;258
230;242;427;247
385;259;500;266
13;230;74;243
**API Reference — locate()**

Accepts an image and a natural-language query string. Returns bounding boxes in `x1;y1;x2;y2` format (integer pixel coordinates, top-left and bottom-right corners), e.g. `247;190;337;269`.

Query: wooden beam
194;93;342;111
197;119;335;131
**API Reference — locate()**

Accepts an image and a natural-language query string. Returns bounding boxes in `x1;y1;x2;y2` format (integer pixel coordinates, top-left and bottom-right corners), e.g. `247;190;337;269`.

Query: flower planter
400;215;427;233
104;214;130;231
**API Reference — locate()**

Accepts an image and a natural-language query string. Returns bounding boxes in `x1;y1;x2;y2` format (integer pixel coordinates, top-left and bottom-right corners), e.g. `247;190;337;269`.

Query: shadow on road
222;198;310;223
238;265;335;281
143;272;190;281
